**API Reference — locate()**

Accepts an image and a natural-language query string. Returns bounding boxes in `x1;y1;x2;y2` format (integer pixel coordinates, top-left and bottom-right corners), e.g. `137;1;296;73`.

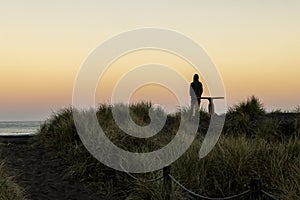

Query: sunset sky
1;0;300;120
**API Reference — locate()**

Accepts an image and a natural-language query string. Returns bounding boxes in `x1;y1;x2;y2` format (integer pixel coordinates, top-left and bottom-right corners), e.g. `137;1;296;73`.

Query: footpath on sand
0;139;110;200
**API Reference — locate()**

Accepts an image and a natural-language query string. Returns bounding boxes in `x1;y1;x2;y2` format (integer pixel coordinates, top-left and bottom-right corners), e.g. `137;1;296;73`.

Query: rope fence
120;164;164;183
262;190;280;200
124;165;280;200
169;174;250;200
125;171;164;183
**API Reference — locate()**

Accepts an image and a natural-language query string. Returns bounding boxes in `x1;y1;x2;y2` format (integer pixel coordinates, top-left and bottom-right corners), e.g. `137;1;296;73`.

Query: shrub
0;161;24;200
35;101;300;199
228;96;265;118
224;96;266;137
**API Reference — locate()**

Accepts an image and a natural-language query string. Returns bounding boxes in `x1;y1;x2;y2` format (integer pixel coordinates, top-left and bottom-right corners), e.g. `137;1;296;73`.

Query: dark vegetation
0;161;24;200
33;96;300;199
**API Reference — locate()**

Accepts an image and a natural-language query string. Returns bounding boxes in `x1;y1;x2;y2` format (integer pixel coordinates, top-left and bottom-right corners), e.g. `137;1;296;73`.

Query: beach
0;139;107;200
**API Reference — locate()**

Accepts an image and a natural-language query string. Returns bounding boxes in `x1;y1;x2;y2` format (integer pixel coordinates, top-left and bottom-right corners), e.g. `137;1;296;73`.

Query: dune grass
0;161;24;200
35;98;300;199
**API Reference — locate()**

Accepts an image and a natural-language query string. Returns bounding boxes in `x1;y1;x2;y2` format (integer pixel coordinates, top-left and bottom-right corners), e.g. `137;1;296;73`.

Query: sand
0;139;110;200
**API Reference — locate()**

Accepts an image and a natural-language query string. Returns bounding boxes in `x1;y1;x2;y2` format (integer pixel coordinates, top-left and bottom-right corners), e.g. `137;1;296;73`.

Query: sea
0;121;42;136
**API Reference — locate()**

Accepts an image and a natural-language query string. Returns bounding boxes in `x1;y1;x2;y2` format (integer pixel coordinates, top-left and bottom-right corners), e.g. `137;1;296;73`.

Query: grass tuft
0;161;25;200
35;97;300;199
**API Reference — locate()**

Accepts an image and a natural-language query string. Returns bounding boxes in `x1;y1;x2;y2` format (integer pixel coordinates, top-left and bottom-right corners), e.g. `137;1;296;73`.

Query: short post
200;97;224;115
208;98;215;115
163;165;172;200
250;178;263;200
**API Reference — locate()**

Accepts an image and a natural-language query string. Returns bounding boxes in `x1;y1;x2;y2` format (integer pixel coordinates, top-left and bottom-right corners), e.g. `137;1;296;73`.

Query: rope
126;171;164;183
262;190;280;200
120;164;164;183
169;174;250;200
119;164;279;199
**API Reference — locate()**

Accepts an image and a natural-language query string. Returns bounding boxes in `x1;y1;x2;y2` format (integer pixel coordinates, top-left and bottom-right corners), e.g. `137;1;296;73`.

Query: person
190;74;203;115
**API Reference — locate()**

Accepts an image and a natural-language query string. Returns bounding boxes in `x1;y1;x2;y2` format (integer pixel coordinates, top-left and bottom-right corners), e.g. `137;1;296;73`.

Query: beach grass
35;97;300;199
0;161;25;200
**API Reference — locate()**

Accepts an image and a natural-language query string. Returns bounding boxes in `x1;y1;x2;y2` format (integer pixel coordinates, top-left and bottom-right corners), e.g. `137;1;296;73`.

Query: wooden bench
201;97;224;114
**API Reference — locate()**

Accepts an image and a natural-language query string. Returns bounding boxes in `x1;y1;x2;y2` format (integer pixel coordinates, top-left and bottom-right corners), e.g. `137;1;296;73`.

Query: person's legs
197;98;201;108
191;98;197;116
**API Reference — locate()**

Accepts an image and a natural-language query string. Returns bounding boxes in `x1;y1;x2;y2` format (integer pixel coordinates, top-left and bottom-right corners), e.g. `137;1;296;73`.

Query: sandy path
0;139;107;200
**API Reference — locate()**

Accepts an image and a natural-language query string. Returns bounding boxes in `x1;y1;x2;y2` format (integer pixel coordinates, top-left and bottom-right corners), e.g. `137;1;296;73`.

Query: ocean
0;121;42;136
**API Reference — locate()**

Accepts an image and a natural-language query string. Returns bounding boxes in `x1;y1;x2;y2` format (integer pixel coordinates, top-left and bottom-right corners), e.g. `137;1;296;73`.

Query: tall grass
172;136;300;199
227;96;265;118
36;100;300;199
224;96;265;137
0;161;25;200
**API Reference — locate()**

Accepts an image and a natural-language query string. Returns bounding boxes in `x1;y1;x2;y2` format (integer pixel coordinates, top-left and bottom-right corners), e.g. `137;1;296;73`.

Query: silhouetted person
190;74;203;115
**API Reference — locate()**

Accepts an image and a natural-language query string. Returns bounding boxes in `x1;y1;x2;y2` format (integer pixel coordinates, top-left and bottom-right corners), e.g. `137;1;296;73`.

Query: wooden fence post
250;178;262;200
163;165;172;200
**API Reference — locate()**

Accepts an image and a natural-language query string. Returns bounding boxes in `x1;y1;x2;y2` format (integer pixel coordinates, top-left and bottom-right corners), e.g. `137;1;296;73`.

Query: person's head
193;74;199;82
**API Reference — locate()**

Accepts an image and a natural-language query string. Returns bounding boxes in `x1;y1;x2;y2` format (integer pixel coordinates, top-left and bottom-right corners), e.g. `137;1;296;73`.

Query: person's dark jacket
190;81;203;98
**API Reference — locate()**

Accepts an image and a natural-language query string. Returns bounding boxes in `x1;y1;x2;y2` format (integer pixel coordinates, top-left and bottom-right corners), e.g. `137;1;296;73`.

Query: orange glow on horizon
1;1;300;120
